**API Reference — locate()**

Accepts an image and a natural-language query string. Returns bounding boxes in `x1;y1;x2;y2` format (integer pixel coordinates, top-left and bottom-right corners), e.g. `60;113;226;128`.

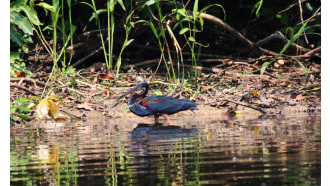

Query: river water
10;112;321;185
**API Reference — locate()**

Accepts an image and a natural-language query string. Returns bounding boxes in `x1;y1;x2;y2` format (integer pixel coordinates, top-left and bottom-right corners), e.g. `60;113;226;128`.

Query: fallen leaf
200;84;212;90
295;94;303;99
36;99;50;119
251;91;259;97
75;123;84;126
15;71;26;77
100;75;115;80
253;126;260;132
48;100;59;119
76;100;94;111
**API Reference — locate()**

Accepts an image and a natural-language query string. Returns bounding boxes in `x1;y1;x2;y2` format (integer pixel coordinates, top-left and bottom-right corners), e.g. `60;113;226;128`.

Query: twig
59;108;82;119
278;0;307;14
223;98;268;114
10;83;37;96
298;0;309;44
10;77;46;87
293;46;321;58
70;45;104;68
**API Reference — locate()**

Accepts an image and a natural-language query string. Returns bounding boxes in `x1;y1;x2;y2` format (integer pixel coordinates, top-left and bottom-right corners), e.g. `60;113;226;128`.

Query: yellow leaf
75;123;83;126
234;110;242;117
36;99;50;119
251;91;259;97
48;100;59;119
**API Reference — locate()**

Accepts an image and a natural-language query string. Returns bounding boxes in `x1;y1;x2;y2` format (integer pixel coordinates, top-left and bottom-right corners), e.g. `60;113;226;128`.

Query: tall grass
82;0;129;74
138;0;225;82
34;0;76;76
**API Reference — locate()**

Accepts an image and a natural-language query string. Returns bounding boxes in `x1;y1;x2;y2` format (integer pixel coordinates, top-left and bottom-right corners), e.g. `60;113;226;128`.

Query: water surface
10;113;321;185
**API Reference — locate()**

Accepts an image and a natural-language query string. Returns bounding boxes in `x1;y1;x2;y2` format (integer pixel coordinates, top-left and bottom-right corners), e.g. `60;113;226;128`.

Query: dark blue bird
116;82;198;124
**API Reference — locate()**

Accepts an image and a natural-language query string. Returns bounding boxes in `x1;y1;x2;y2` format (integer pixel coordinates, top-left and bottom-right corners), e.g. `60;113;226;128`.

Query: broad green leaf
179;28;189;35
21;44;29;53
188;36;196;42
10;62;32;75
10;25;24;45
11;12;33;35
17;96;32;107
19;4;42;25
10;105;17;114
177;8;187;17
36;2;55;12
14;113;28;120
10;52;20;64
18;107;31;113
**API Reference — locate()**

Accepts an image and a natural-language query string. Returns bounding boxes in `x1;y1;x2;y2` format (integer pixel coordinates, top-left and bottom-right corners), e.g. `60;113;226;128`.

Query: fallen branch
10;83;37;96
256;31;310;53
189;11;278;56
10;77;46;87
70;45;104;68
223;99;269;114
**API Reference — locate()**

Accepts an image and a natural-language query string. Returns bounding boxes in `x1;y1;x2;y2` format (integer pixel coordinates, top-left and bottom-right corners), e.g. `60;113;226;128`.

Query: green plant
10;0;42;53
82;0;128;74
10;0;41;77
10;96;35;124
33;0;76;76
139;0;225;81
10;52;32;77
260;6;321;78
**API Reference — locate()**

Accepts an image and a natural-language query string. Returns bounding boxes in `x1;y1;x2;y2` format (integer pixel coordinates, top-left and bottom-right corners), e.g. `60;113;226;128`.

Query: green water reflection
10;114;321;185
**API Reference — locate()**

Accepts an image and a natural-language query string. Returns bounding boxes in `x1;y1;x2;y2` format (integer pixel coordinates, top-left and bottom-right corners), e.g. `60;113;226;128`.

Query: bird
116;82;198;125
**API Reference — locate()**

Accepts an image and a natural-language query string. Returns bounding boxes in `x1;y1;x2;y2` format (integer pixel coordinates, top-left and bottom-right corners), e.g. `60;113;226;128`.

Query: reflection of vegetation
10;115;320;185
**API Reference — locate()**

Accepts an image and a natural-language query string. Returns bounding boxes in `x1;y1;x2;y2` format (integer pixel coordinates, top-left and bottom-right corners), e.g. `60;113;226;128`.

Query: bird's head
116;82;149;101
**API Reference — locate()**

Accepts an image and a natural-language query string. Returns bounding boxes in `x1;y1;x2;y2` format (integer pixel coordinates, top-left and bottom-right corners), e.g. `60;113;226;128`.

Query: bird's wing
130;103;154;116
145;96;197;114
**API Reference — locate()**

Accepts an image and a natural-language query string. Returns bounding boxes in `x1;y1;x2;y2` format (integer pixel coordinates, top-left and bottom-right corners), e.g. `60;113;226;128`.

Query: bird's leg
162;114;177;126
154;114;160;124
161;114;169;126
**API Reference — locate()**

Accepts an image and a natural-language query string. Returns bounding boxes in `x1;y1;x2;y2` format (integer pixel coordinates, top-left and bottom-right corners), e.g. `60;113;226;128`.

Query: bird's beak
116;84;141;101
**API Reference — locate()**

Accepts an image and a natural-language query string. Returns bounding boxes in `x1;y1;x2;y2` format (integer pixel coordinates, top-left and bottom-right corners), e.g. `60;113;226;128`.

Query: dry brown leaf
76;100;94;111
100;75;115;80
15;71;26;77
48;100;59;119
200;84;212;90
295;94;303;99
